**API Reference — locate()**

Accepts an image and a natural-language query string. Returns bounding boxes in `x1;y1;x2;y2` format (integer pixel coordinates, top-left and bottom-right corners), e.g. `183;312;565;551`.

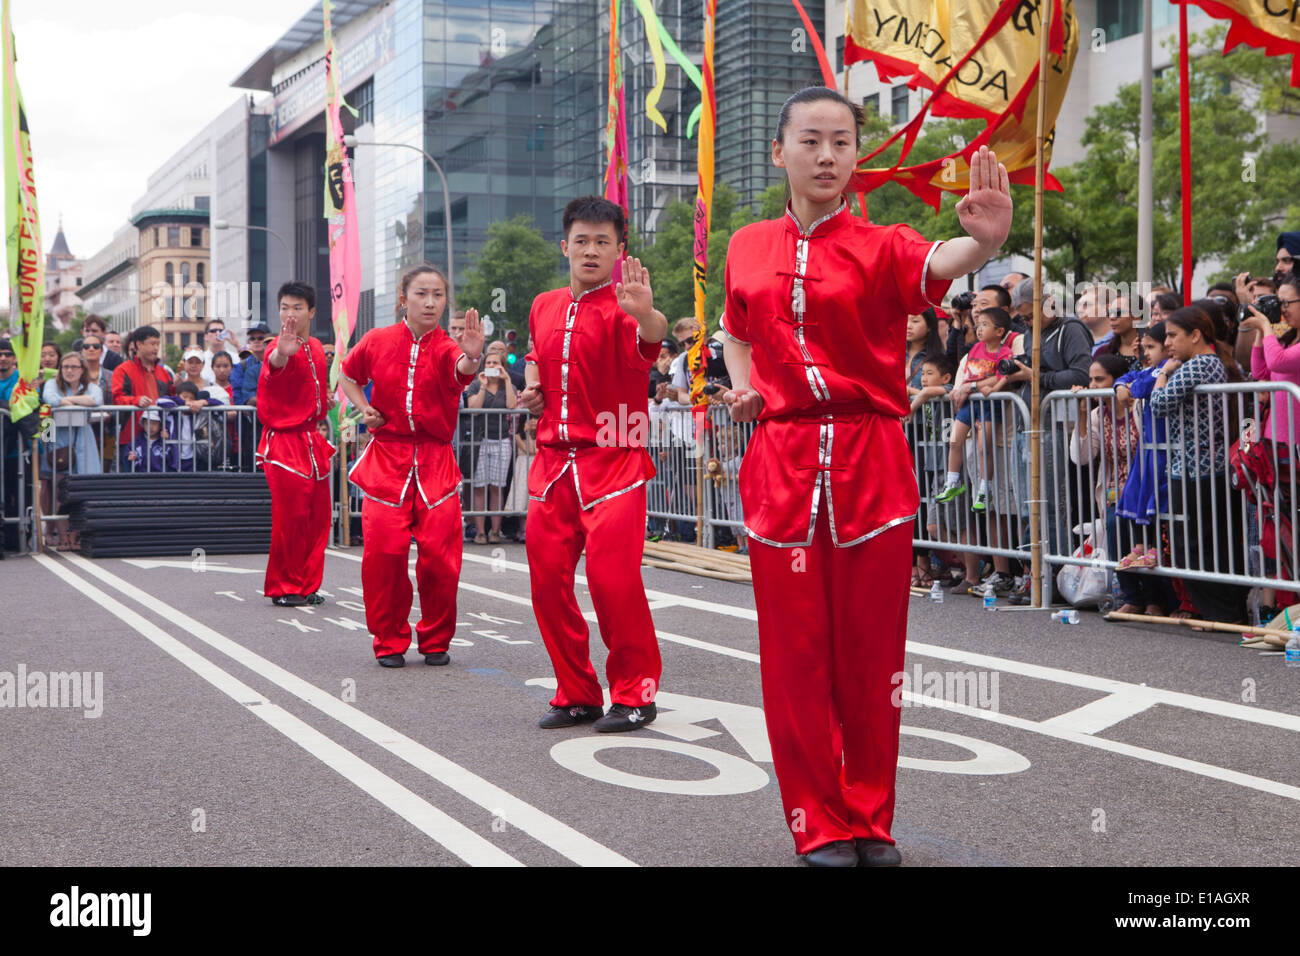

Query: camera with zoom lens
1242;294;1281;325
997;356;1027;376
951;290;976;312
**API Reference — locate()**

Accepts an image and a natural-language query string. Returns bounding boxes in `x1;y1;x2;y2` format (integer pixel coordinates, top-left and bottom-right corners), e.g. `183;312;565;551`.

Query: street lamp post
212;219;292;263
344;135;455;314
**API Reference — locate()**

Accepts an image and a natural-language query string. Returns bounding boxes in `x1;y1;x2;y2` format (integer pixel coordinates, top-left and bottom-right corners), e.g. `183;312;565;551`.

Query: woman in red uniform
339;264;485;667
722;87;1013;866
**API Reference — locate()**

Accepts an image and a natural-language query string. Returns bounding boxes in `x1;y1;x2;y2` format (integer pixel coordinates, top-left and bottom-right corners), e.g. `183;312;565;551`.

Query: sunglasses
82;343;103;350
0;351;14;358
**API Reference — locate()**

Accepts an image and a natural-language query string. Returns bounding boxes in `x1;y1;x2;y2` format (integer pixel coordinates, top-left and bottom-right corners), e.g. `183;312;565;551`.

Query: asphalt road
2;542;1298;867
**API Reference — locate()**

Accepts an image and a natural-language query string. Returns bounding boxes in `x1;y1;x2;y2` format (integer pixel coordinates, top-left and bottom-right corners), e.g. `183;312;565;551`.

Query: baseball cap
183;348;203;361
142;409;162;421
245;322;271;336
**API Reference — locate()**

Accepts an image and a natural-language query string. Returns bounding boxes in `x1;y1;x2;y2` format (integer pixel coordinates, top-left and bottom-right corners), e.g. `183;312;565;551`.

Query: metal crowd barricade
333;405;533;546
1039;381;1300;598
647;404;704;542
0;407;31;554
904;391;1035;568
35;402;265;547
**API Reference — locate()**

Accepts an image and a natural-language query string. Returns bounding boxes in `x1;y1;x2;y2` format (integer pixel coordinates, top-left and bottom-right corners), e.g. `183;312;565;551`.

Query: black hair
175;380;200;398
910;307;944;359
1191;297;1231;345
775;86;864;148
921;354;955;379
0;337;11;353
395;263;449;319
277;281;315;311
134;325;161;342
211;351;233;368
1143;320;1167;343
1091;352;1130;383
562;196;626;242
661;338;680;355
981;284;1012;310
1154;292;1181;315
1208;281;1237;298
977;306;1013;333
1168;306;1243;383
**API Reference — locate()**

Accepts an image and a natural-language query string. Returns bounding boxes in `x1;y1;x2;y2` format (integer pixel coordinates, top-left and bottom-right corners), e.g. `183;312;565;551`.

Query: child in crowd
908;356;957;575
120;409;177;472
936;307;1021;510
1114;321;1171;578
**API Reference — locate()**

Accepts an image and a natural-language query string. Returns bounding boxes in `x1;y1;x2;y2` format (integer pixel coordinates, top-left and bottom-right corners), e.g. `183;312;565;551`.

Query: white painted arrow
121;559;259;574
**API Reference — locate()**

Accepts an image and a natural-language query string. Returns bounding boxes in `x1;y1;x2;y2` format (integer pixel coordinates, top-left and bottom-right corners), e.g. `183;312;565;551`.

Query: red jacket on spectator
110;358;175;440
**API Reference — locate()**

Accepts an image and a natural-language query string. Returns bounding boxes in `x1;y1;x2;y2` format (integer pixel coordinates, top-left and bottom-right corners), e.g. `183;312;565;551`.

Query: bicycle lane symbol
525;679;1030;796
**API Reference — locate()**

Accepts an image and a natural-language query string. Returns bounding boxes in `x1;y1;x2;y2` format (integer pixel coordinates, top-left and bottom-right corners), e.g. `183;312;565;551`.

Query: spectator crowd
5;232;1300;630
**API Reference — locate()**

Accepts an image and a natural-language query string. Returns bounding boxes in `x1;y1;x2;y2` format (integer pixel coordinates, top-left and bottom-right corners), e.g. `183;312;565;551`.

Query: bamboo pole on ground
1029;0;1052;608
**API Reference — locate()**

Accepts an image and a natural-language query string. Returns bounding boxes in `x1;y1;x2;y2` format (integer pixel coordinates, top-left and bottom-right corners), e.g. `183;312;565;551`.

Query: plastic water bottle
1286;632;1300;668
983;589;997;612
1052;609;1080;625
930;581;944;604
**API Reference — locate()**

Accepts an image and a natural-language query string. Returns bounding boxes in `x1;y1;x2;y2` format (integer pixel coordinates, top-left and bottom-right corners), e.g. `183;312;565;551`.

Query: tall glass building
227;0;824;336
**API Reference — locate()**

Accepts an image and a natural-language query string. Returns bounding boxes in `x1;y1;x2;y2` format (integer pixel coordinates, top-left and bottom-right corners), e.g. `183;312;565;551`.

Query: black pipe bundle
61;473;273;558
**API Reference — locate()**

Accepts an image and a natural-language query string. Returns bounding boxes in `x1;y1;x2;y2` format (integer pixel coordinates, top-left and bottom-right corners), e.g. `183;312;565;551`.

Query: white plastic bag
1056;530;1110;607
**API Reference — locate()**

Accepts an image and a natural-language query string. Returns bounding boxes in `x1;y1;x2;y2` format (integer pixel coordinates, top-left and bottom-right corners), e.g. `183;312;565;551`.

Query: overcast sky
3;0;314;301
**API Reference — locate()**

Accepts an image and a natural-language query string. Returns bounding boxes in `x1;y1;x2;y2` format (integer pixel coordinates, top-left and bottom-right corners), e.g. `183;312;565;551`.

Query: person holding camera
1242;275;1300;447
465;350;517;544
201;320;240;385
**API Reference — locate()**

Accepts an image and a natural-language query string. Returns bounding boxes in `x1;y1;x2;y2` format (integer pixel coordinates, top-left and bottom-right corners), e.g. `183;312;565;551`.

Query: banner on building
3;0;43;423
1170;0;1300;86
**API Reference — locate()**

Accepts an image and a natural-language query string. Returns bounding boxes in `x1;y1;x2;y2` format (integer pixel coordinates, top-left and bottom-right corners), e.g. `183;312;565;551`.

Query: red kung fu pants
525;472;662;708
360;492;463;658
263;465;332;600
747;507;913;855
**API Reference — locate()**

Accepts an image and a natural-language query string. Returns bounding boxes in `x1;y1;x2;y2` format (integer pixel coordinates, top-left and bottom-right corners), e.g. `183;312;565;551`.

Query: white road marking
1039;692;1159;735
35;554;519;867
61;553;636;868
441;553;1300;803
901;690;1300;803
122;559;259;574
454;550;1300;735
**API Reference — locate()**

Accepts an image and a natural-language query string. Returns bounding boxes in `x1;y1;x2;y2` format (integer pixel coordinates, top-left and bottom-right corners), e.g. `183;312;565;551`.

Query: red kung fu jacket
255;336;335;481
722;201;952;547
525;281;661;509
341;320;475;507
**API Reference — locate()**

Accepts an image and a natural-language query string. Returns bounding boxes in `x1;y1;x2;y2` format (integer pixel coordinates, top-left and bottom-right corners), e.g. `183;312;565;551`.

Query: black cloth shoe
538;704;604;729
423;652;450;666
377;653;405;668
855;839;902;867
272;594;307;607
593;702;657;733
801;841;859;867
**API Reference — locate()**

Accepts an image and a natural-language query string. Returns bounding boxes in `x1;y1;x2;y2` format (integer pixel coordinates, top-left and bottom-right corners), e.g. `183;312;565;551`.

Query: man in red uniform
519;196;667;732
256;282;335;607
722;89;1013;866
340;265;484;667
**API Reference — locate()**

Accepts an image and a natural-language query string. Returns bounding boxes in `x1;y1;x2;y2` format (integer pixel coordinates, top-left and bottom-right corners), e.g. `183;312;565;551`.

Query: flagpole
1178;3;1193;302
1030;0;1053;609
1137;0;1154;290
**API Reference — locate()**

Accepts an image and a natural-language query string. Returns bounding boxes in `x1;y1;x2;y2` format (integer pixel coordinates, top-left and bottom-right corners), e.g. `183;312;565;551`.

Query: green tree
638;181;755;331
460;214;565;339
